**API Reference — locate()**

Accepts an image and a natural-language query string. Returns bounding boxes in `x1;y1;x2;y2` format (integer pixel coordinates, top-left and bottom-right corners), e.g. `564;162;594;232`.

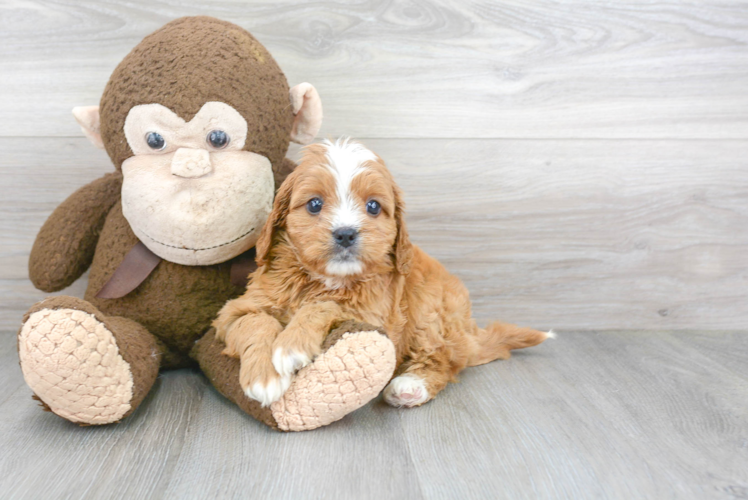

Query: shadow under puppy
214;138;553;407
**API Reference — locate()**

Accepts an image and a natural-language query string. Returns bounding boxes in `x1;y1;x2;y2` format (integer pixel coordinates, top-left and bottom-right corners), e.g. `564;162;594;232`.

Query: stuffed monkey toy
17;17;396;432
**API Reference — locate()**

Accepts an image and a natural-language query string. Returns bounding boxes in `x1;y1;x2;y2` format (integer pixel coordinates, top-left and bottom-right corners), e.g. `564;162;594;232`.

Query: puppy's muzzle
332;227;358;249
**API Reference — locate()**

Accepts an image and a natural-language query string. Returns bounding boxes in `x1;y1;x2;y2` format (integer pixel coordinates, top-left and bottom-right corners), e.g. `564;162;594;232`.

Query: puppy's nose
333;227;358;248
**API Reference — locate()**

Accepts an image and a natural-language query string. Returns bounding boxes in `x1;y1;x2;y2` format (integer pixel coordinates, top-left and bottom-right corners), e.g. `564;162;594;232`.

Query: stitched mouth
141;227;255;251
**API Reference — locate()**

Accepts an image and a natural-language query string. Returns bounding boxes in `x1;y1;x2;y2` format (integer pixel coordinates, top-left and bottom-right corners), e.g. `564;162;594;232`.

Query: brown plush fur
84;201;243;367
29;172;122;292
26;18;298;369
100;16;293;170
192;328;281;429
214;141;549;407
21;18;308;425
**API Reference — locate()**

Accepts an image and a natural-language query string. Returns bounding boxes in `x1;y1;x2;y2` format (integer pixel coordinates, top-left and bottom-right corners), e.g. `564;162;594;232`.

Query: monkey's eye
307;197;323;215
207;130;229;149
366;200;381;216
145;132;166;150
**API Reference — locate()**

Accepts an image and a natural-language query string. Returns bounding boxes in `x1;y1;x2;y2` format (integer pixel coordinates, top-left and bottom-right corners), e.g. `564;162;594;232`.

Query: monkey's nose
333;227;358;248
171;148;213;178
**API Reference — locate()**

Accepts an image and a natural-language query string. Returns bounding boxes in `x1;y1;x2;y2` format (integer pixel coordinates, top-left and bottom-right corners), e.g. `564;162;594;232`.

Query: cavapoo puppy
214;138;553;407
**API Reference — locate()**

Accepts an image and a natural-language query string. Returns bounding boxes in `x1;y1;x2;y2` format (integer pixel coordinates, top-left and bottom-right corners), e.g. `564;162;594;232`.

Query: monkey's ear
289;83;322;145
72;106;105;150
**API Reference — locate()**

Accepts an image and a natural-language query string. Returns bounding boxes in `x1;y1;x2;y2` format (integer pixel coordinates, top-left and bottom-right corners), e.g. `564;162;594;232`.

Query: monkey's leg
191;321;396;431
17;296;162;425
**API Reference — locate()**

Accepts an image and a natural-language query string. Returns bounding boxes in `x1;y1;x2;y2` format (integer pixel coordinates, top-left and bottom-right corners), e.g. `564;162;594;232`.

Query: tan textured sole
270;331;396;431
18;308;134;425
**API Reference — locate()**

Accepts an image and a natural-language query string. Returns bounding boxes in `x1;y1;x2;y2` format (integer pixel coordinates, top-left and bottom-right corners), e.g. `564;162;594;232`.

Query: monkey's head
72;17;322;266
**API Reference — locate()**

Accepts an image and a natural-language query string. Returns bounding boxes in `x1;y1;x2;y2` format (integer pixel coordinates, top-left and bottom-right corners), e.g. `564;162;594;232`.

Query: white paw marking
272;347;311;378
383;374;430;408
244;375;291;407
546;329;557;340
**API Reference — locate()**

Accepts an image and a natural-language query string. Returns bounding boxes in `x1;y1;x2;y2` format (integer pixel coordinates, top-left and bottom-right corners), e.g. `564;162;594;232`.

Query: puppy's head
256;138;412;278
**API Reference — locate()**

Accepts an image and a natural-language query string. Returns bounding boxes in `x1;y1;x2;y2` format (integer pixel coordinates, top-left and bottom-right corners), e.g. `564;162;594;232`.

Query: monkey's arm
29;171;123;292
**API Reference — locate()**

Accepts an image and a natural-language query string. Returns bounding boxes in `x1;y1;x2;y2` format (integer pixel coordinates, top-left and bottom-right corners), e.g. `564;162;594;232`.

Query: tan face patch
120;101;274;266
122;151;273;266
124;102;248;156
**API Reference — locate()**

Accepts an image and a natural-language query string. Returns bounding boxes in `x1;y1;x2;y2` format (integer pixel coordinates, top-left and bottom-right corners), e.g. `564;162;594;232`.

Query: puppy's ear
393;184;414;274
256;170;296;266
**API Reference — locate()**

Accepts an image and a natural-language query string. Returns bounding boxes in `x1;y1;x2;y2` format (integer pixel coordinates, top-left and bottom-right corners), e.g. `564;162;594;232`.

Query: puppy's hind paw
384;374;430;408
244;376;292;407
272;348;312;379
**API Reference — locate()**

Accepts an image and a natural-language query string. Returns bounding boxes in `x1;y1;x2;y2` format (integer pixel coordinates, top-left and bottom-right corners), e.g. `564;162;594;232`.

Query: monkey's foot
18;297;159;425
269;322;396;431
193;321;396;431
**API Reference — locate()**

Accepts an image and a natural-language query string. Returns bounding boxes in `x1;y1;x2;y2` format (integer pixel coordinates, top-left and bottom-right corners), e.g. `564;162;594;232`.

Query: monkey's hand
29;172;122;292
271;301;345;379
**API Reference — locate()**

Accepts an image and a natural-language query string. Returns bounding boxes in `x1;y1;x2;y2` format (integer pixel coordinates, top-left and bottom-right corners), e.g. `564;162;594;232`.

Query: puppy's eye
366;200;381;216
145;132;166;150
307;197;323;214
207;130;229;149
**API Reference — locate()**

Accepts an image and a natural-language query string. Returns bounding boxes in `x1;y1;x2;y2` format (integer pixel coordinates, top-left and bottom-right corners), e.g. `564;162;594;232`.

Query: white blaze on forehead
321;137;376;229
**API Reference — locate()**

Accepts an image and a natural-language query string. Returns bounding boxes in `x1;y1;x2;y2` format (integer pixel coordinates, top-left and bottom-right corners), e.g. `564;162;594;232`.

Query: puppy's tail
467;322;554;367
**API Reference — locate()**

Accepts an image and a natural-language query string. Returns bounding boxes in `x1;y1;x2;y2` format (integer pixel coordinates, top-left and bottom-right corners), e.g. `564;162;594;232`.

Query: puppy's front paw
272;347;312;379
383;374;430;408
271;327;322;378
244;376;291;407
239;352;291;407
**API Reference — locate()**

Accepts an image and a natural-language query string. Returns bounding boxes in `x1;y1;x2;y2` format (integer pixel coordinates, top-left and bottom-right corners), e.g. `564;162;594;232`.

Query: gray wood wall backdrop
1;0;747;332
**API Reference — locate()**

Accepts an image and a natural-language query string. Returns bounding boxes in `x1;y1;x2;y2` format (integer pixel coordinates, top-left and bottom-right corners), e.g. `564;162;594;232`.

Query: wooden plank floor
1;330;746;499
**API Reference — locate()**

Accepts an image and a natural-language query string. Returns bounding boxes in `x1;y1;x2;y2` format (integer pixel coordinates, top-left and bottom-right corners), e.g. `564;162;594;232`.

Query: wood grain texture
1;331;746;499
1;0;748;139
399;330;748;499
2;137;746;331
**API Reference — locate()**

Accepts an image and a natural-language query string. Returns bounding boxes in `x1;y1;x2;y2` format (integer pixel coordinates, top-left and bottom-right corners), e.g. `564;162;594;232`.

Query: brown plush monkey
17;17;396;431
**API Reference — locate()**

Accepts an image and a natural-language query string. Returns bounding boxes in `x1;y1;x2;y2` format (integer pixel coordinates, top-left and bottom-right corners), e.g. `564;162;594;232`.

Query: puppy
214;138;553;407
